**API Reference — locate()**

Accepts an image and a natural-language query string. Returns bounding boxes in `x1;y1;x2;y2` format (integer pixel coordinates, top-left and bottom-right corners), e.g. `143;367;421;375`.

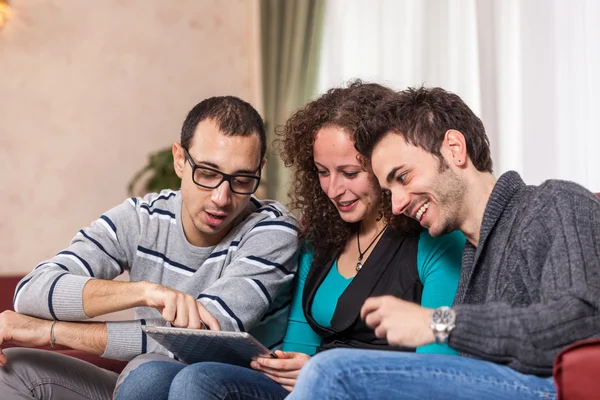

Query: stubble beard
433;158;467;235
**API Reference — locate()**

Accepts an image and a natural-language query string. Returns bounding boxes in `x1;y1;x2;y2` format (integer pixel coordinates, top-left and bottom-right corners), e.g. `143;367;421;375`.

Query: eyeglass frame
182;148;262;195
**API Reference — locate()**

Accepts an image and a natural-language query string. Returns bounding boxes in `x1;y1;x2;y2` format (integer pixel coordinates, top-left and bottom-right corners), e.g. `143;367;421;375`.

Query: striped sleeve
102;317;172;361
197;215;300;334
14;198;141;321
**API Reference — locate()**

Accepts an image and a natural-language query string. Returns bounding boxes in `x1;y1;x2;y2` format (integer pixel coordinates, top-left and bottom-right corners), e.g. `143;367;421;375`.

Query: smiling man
288;87;600;400
0;96;299;400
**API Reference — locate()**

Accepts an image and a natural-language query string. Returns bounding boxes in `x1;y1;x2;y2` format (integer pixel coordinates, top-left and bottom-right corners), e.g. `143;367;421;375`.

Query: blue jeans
288;349;557;400
115;360;185;400
116;360;288;400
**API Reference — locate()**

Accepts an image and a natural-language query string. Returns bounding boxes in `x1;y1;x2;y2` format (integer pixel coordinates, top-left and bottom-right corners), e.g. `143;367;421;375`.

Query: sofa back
0;275;23;312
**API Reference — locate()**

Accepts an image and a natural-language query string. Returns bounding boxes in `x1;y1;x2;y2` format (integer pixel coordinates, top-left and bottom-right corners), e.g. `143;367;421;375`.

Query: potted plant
127;147;180;196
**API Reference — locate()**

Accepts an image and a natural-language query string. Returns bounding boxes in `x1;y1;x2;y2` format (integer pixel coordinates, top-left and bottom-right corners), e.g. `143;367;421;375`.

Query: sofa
554;338;600;400
0;275;127;373
4;193;600;394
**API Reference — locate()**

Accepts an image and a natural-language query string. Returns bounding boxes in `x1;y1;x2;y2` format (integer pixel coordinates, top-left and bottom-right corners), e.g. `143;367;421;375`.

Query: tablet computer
142;326;276;366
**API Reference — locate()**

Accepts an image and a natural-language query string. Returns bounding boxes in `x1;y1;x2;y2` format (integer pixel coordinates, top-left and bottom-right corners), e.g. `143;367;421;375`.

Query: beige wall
0;0;261;276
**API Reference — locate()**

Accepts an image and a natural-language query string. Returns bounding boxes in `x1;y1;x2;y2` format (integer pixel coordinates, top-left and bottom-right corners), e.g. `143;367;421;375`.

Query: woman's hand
250;350;311;392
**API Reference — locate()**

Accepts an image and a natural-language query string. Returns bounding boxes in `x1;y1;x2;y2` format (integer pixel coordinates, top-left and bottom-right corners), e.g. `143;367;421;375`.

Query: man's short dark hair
355;86;493;172
181;96;267;161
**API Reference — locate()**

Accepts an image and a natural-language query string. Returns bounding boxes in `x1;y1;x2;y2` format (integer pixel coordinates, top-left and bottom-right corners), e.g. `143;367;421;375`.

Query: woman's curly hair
277;80;421;266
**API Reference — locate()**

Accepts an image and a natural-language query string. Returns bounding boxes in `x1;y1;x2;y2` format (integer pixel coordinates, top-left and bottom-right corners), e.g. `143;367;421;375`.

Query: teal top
281;230;465;355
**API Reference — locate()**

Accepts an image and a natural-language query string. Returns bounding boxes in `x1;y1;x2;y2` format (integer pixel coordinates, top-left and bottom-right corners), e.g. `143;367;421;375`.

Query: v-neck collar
454;171;526;304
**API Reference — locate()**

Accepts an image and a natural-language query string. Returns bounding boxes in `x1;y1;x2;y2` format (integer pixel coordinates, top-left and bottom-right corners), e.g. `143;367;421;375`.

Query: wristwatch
430;306;456;344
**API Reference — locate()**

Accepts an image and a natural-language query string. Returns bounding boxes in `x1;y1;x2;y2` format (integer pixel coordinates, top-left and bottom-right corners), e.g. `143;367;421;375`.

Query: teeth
415;202;429;221
339;200;355;206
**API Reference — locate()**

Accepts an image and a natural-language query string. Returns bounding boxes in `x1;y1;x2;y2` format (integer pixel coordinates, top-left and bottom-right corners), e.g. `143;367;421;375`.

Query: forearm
53;318;171;360
450;294;600;374
82;279;149;317
53;320;107;355
55;317;173;361
0;311;109;361
55;317;172;361
15;223;131;320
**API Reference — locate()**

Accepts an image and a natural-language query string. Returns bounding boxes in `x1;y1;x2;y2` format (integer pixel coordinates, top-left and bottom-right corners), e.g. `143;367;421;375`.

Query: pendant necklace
356;222;388;272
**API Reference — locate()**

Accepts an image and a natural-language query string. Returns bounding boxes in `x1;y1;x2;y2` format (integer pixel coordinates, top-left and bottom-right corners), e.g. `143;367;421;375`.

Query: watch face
433;307;455;327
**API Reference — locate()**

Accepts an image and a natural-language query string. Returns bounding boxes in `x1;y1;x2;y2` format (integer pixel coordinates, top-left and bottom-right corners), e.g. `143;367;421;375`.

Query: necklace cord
357;223;388;262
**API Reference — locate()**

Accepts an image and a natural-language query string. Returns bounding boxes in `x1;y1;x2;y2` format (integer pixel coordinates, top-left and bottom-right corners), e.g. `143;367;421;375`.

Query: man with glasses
0;96;300;400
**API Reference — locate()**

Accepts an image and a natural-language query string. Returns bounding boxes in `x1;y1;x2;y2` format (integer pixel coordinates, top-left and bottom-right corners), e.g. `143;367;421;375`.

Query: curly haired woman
126;82;465;400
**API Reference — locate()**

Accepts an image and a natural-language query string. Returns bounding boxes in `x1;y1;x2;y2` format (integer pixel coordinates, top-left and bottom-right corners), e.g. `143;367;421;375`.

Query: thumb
274;350;292;359
0;349;7;367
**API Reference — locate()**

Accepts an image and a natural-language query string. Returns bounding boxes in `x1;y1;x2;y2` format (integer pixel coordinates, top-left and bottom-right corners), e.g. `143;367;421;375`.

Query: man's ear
443;130;468;167
173;142;185;179
260;158;267;171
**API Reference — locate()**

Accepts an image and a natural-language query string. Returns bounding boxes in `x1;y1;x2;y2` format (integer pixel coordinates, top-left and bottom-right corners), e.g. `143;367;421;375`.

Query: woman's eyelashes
315;169;359;179
342;171;359;178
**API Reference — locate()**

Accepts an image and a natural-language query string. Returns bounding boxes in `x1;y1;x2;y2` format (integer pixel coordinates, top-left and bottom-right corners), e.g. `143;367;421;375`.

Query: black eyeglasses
182;148;261;195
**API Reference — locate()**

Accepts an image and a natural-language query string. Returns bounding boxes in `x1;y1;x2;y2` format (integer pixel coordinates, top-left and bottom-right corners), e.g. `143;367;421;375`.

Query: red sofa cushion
554;338;600;400
0;276;22;312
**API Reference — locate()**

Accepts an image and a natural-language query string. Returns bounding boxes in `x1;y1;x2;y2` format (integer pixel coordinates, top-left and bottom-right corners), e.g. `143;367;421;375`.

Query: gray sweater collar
478;171;526;247
455;171;526;304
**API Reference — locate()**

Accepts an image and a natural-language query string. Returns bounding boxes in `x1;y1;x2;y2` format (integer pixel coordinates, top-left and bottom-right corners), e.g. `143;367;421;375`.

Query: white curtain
318;0;600;192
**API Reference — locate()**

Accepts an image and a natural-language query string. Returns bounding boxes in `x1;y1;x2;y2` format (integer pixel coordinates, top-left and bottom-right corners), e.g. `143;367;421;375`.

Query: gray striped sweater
14;190;300;361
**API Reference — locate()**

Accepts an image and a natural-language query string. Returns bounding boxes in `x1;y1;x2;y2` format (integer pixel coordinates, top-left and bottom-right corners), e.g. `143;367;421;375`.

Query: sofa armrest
0;276;23;312
553;338;600;400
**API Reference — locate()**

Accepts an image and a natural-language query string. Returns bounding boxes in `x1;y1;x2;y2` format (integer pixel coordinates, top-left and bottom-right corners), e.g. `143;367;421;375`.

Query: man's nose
211;180;232;207
391;189;411;216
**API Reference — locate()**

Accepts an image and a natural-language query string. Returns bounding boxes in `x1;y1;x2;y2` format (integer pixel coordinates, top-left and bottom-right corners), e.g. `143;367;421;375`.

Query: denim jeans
115;360;288;400
288;349;557;400
114;359;185;400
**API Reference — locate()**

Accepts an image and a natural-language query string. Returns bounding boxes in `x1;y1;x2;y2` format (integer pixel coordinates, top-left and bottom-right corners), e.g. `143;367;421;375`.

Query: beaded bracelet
50;320;57;348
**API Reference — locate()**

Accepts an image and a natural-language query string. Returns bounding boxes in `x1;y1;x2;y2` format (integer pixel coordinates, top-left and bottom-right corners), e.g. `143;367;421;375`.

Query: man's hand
250;350;311;392
143;283;220;330
0;311;53;366
360;295;435;348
